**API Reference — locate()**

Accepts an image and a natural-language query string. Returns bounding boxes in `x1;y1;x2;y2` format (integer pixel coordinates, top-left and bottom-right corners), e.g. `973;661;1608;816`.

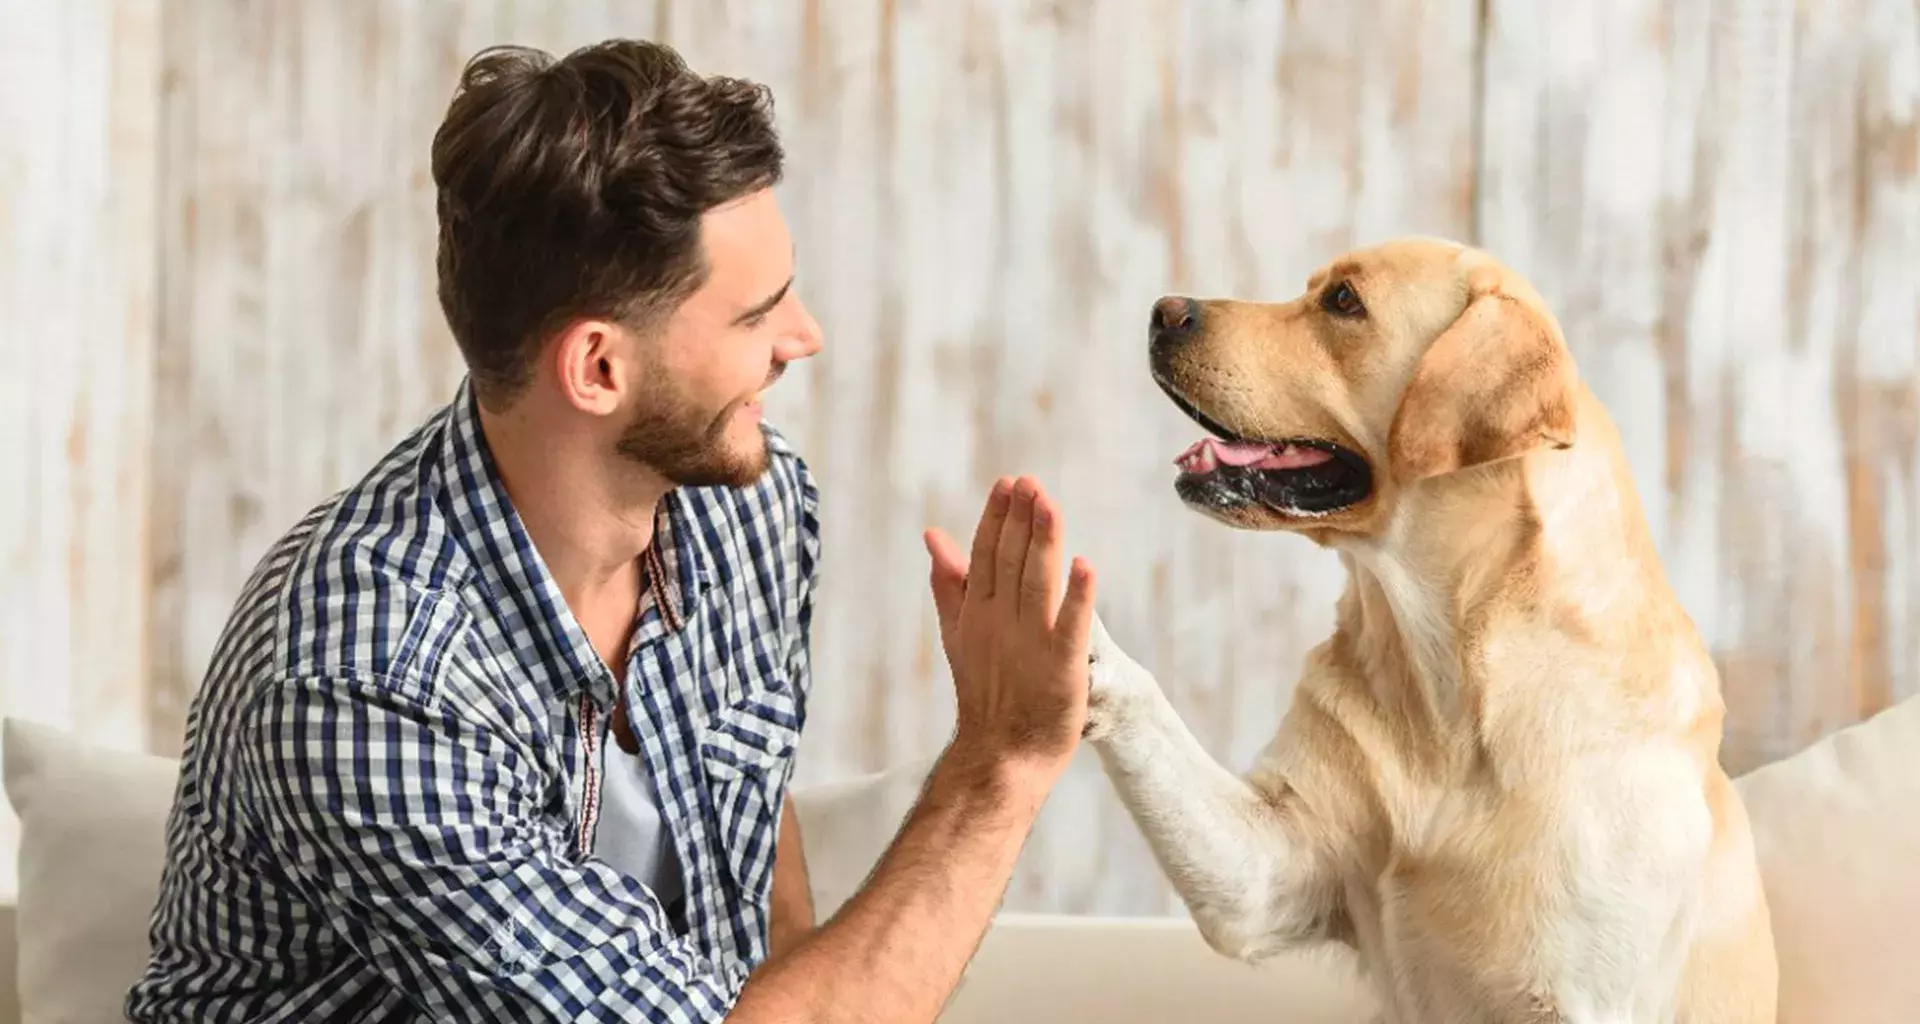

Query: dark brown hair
431;39;783;402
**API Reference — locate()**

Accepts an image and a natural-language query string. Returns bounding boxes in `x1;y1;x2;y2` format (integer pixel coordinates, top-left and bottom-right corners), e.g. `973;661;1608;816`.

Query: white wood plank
0;0;161;900
1478;0;1920;771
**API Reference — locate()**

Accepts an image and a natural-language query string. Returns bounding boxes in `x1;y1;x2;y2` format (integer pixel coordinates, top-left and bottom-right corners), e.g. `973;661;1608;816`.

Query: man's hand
924;476;1098;789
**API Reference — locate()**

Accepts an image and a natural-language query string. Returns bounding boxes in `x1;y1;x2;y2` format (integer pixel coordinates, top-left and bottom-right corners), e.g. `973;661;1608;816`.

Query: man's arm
727;475;1096;1024
767;792;815;959
734;743;1051;1022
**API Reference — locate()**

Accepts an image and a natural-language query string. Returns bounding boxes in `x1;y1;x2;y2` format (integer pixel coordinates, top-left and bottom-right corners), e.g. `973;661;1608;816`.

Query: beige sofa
4;695;1918;1022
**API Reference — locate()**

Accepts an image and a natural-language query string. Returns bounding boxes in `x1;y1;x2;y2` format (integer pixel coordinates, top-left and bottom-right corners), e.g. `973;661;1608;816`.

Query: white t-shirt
593;741;686;918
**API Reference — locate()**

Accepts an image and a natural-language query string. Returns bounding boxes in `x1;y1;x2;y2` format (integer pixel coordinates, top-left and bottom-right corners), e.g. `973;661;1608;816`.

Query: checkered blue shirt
126;380;819;1023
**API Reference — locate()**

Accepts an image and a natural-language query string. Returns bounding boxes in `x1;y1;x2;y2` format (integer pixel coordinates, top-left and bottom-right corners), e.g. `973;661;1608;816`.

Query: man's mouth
737;363;786;417
1161;389;1371;516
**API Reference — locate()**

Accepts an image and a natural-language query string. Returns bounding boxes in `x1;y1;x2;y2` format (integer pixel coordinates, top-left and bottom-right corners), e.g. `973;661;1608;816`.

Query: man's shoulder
224;406;476;685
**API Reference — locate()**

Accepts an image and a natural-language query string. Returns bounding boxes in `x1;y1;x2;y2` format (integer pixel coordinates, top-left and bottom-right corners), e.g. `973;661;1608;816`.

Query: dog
1083;238;1777;1022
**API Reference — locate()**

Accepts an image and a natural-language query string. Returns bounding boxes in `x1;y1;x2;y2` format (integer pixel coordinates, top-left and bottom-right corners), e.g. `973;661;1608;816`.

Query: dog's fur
1085;238;1777;1022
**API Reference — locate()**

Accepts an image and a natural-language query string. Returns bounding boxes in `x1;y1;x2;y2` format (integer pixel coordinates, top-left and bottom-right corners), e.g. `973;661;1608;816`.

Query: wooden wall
2;0;1914;914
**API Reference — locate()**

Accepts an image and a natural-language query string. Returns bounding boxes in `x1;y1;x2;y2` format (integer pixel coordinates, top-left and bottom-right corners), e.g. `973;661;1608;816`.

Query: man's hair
431;39;783;402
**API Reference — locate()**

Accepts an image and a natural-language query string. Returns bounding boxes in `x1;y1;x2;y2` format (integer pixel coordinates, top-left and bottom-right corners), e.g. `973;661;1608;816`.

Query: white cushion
942;915;1374;1023
2;719;176;1024
1735;696;1920;1023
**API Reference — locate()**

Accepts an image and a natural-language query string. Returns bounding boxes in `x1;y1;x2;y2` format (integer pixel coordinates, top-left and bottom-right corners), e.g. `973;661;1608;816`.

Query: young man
126;38;1098;1024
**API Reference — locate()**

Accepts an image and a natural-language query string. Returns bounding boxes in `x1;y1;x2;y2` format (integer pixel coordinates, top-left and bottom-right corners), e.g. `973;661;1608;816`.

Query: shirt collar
438;378;715;704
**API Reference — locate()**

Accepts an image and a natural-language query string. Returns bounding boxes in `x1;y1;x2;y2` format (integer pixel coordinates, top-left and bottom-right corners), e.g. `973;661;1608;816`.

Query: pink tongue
1173;437;1334;471
1212;440;1278;467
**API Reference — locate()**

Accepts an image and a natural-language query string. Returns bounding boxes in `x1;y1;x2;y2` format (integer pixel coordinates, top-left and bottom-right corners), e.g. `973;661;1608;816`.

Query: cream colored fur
1086;239;1777;1023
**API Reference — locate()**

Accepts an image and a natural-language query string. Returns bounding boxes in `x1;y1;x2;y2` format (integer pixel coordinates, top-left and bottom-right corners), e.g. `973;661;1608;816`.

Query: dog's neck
1330;387;1667;738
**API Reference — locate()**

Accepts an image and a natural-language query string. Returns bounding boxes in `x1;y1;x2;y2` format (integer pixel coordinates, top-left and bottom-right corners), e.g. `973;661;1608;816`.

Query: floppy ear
1387;287;1577;482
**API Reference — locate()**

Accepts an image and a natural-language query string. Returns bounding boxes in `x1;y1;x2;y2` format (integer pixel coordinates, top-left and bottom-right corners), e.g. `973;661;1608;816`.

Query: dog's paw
1083;612;1148;741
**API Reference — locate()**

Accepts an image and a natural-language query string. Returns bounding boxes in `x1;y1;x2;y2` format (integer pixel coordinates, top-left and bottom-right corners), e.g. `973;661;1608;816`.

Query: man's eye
1321;281;1366;318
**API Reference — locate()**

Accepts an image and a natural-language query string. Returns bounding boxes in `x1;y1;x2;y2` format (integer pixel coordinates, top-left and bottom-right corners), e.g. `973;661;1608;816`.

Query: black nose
1150;296;1198;345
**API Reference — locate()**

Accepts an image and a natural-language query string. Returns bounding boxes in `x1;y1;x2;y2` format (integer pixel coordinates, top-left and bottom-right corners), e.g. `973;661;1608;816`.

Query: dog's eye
1321;281;1366;319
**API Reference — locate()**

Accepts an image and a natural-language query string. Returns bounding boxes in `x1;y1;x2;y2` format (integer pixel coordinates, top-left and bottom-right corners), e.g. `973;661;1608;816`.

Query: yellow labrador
1085;238;1777;1022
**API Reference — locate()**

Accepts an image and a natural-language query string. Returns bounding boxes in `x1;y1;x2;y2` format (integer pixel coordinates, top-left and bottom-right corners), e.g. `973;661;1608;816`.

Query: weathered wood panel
1478;0;1920;772
0;0;161;900
4;0;1915;913
151;0;472;752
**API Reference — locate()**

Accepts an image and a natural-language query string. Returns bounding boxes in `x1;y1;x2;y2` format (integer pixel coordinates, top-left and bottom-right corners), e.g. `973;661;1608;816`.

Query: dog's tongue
1175;438;1334;473
1211;440;1281;467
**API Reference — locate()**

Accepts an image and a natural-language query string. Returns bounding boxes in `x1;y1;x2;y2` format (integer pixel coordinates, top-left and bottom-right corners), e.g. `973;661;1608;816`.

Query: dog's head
1151;237;1578;535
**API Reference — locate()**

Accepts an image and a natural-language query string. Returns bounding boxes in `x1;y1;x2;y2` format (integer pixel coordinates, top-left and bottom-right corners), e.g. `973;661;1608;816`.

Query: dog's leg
1084;614;1338;962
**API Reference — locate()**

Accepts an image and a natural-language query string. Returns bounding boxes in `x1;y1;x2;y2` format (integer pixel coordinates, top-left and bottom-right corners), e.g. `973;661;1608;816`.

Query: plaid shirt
126;380;819;1023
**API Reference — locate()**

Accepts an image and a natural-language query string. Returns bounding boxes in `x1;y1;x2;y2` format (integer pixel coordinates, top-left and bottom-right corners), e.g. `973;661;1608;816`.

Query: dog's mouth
1161;388;1372;517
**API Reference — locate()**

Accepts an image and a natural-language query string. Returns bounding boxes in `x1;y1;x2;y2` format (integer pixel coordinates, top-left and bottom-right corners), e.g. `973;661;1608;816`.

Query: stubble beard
613;385;769;489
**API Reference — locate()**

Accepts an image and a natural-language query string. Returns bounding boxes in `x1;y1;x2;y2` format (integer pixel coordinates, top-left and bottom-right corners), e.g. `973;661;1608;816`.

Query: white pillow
942;915;1374;1024
1736;695;1920;1024
2;719;177;1024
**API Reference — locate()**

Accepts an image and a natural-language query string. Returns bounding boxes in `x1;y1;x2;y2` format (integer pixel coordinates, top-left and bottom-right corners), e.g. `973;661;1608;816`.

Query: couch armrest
0;902;18;1024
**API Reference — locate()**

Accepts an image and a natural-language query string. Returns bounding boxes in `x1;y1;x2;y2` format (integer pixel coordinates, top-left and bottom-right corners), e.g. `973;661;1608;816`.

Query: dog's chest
1333;747;1711;1022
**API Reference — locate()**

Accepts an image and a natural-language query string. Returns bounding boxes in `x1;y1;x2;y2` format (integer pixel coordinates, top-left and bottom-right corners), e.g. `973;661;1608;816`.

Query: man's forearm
727;743;1049;1024
767;792;816;959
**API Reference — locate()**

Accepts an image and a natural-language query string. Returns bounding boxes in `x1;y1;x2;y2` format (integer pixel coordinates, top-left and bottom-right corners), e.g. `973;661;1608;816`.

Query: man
126;38;1098;1024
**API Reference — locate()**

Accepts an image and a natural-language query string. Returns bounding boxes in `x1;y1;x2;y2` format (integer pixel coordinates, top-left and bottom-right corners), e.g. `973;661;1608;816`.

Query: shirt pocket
699;677;800;910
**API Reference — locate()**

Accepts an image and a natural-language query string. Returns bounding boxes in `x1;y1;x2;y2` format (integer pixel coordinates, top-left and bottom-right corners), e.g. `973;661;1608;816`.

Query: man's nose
779;299;824;361
1149;296;1199;346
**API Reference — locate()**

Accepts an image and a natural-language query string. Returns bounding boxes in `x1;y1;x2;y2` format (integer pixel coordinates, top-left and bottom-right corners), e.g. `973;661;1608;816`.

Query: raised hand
924;476;1097;785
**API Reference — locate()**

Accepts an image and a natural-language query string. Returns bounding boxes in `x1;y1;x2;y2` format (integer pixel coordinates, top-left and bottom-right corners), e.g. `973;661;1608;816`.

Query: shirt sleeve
238;671;746;1023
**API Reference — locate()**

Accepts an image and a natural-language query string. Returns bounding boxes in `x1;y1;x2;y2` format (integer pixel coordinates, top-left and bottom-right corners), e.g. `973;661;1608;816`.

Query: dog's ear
1387;276;1577;483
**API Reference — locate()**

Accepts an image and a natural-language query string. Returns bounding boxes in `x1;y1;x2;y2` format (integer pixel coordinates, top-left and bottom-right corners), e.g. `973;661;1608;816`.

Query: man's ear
1387;285;1577;483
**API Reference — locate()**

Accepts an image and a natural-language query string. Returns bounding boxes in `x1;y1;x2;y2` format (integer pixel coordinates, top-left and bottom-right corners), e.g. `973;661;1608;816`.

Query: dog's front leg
1084;615;1336;963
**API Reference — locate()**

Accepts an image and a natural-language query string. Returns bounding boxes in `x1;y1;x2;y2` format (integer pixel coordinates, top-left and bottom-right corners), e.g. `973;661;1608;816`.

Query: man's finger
968;478;1014;600
925;527;967;606
925;529;967;654
994;478;1038;616
926;526;969;590
1055;557;1098;656
1019;489;1065;621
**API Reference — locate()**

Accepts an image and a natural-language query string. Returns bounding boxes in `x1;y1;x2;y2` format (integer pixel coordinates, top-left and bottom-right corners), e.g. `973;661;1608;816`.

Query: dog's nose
1150;296;1199;345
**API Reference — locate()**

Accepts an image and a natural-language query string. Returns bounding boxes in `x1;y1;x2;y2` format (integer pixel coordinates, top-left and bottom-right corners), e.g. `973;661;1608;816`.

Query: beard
613;384;769;489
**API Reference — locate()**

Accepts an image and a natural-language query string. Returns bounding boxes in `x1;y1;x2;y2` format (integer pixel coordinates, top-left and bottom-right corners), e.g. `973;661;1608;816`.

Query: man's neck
475;398;670;607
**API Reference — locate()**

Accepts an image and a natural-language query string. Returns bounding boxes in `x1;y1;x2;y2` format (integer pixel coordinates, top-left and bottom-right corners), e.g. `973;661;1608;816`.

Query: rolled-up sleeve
238;672;746;1023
